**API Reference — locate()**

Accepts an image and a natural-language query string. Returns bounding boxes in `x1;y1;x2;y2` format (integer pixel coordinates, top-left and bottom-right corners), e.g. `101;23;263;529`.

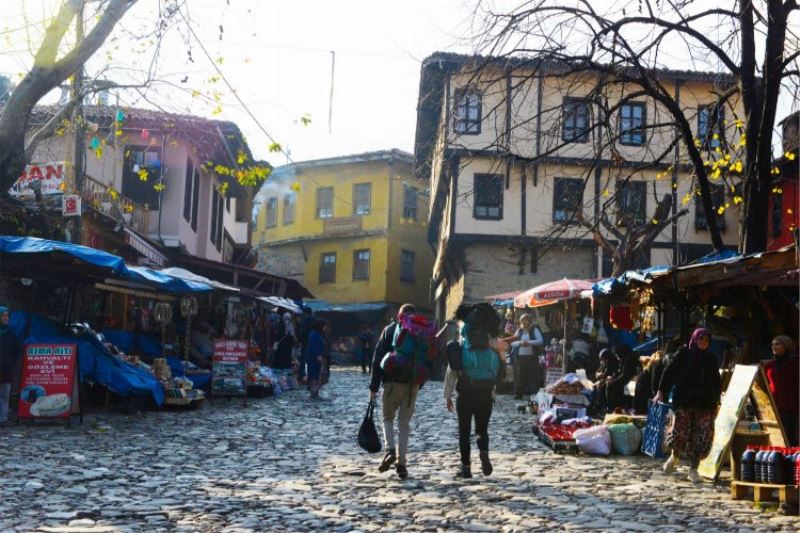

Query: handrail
82;174;150;235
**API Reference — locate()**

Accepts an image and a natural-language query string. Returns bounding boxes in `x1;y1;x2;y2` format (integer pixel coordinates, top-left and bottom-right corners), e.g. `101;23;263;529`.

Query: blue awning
592;265;670;297
126;266;212;294
0;235;129;275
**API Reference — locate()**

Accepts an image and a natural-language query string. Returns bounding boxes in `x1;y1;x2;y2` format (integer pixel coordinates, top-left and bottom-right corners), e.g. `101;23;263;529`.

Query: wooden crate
731;480;799;505
532;425;580;454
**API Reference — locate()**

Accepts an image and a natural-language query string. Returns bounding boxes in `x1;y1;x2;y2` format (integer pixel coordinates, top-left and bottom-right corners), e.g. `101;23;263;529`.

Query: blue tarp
102;330;163;357
305;301;389;313
0;236;130;275
689;249;740;265
9;312;164;405
126;266;212;294
592;265;670;297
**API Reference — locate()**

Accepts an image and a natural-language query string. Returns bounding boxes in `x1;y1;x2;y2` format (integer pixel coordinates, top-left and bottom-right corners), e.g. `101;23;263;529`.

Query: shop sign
212;339;248;396
581;317;594;335
124;228;167;267
9;162;65;196
323;216;362;235
18;344;77;419
62;194;82;217
545;368;564;387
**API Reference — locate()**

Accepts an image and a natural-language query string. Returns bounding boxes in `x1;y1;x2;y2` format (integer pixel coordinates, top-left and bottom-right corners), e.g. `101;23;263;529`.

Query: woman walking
305;319;331;400
655;328;721;483
444;303;503;479
271;311;296;370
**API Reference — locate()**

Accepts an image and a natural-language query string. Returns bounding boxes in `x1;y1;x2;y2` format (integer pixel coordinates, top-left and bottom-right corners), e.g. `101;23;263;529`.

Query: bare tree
452;0;798;259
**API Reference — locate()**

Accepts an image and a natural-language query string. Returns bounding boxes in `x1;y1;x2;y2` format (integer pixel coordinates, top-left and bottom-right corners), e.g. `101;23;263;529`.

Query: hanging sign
18;344;78;419
9;162;66;196
62;194;82;217
212;339;248;396
581;317;595;335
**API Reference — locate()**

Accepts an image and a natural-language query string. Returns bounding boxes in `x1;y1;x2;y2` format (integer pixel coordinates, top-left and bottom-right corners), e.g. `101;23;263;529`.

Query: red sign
9;162;65;196
18;344;77;419
62;194;82;217
212;339;248;396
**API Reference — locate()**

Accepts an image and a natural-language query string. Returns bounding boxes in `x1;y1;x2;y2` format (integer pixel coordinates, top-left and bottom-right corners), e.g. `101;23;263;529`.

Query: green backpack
461;347;499;389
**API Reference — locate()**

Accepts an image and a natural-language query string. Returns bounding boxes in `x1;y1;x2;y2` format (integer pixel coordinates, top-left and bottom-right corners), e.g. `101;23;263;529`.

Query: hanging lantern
609;304;634;330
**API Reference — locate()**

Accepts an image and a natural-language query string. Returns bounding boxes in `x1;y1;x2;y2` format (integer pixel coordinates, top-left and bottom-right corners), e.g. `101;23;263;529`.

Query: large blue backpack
462;346;499;388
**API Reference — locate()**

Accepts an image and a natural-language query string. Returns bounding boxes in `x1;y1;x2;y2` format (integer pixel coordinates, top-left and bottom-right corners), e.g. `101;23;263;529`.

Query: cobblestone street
1;368;798;532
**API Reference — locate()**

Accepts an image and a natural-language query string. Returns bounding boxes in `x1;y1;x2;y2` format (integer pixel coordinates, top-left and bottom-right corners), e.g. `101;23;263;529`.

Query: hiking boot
395;464;408;479
688;468;701;484
479;451;493;476
455;464;472;479
378;451;396;472
662;453;679;474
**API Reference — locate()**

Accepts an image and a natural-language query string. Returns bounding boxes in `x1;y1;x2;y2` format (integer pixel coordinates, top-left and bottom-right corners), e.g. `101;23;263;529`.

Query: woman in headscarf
592;348;620;416
655;327;721;483
305;319;331;400
270;311;296;370
764;335;799;446
0;305;21;424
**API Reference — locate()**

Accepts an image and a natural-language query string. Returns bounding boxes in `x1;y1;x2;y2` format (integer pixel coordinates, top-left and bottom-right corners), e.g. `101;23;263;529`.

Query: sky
0;1;797;167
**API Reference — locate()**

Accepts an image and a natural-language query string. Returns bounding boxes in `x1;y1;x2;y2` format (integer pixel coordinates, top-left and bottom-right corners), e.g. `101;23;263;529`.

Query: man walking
368;303;426;479
0;305;20;425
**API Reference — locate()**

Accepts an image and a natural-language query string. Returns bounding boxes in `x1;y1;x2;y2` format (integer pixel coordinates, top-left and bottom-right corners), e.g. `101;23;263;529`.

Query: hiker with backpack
368;304;437;479
502;313;544;399
444;303;504;479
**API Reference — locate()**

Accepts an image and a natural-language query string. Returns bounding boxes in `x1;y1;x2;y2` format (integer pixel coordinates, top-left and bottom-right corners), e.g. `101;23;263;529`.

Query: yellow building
252;150;432;311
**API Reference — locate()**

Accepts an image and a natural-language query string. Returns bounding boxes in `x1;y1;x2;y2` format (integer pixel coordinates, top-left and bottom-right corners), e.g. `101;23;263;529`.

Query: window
698;104;725;147
695;185;727;232
183;160;200;232
552;178;583;224
265;197;278;228
403;185;418;220
619;103;646;146
562;98;591;143
772;193;784;238
122;147;162;207
453;89;481;134
353;183;371;215
235;197;249;223
616;181;646;226
400;250;415;282
319;252;336;283
473;174;503;220
316;187;333;218
353;249;370;280
226;195;231;213
283;194;295;225
210;186;224;251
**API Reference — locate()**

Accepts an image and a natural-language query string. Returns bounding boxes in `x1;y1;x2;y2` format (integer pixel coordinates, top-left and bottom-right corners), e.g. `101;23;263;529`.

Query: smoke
251;165;298;222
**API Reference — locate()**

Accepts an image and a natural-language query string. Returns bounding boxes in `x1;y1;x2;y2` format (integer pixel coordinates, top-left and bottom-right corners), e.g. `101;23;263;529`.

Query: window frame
694;185;728;232
619;102;647;146
616;180;647;226
400;249;416;283
352;249;370;281
265;196;278;228
473;173;504;221
210;186;224;251
122;145;162;208
282;193;296;225
403;184;418;220
552;177;584;225
319;252;337;284
561;98;591;144
697;104;725;147
353;182;372;216
453;88;482;135
316;187;334;219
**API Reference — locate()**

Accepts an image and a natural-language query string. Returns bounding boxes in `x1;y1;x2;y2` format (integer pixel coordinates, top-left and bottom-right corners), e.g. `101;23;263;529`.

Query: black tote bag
357;400;382;453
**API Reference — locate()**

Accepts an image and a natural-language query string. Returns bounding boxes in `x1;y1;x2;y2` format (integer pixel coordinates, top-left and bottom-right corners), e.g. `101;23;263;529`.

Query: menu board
18;344;77;419
212;339;248;396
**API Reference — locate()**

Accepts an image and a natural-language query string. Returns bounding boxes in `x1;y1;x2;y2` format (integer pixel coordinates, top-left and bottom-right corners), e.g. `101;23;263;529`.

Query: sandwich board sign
211;339;248;398
18;343;81;422
698;364;786;480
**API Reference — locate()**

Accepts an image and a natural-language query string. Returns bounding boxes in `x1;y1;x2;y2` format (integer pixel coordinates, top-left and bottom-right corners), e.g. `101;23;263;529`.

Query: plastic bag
574;425;611;456
357;400;382;454
608;423;642;455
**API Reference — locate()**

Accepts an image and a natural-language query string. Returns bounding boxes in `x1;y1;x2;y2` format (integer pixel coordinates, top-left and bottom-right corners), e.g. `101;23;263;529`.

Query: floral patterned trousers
667;408;715;467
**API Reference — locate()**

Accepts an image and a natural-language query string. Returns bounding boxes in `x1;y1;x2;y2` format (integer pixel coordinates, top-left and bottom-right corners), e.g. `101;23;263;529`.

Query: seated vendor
592;349;619;416
764;335;799;446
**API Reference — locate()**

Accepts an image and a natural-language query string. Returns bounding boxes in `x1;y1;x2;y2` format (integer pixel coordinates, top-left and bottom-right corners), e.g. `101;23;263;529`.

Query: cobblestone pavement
1;368;798;532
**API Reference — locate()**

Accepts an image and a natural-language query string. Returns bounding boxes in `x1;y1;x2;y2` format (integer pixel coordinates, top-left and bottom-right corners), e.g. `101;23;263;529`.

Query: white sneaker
662;454;678;473
688;469;701;484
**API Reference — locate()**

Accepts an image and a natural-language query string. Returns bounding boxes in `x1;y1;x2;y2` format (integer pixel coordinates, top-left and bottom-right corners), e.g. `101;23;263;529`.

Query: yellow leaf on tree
717;206;725;215
138;168;149;181
290;182;301;192
785;151;796;161
681;194;691;206
734;118;744;128
733;196;743;204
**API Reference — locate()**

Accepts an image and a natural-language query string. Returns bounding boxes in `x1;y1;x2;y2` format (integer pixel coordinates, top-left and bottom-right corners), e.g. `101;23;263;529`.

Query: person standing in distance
369;303;422;480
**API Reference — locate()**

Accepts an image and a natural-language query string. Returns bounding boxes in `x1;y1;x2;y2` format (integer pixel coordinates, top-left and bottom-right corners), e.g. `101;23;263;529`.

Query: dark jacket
658;347;721;410
0;328;21;383
369;322;398;393
764;354;799;412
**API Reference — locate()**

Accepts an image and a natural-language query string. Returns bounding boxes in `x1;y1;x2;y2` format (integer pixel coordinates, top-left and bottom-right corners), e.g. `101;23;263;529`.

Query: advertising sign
62;194;82;217
18;344;77;419
9;162;65;196
212;339;248;396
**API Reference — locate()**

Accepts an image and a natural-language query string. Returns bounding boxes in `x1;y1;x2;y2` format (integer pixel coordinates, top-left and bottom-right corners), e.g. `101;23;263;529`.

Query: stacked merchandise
246;362;276;398
153;357;205;408
271;368;299;395
740;447;800;485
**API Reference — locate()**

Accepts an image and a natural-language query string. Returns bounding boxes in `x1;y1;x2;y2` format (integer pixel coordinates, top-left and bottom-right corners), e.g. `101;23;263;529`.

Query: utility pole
71;2;85;244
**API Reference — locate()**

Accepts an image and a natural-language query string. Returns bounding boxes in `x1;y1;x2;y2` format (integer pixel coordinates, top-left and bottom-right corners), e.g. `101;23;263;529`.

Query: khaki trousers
381;382;419;465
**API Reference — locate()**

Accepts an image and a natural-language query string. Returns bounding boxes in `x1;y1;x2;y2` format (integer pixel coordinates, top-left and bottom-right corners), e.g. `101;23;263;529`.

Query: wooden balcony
82;174;151;235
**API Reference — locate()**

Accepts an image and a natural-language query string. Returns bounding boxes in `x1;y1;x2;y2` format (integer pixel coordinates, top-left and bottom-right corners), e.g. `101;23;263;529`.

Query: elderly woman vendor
764;335;799;446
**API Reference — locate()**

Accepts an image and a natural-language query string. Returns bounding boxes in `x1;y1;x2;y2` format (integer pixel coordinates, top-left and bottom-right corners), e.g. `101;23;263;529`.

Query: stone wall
257;245;306;283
